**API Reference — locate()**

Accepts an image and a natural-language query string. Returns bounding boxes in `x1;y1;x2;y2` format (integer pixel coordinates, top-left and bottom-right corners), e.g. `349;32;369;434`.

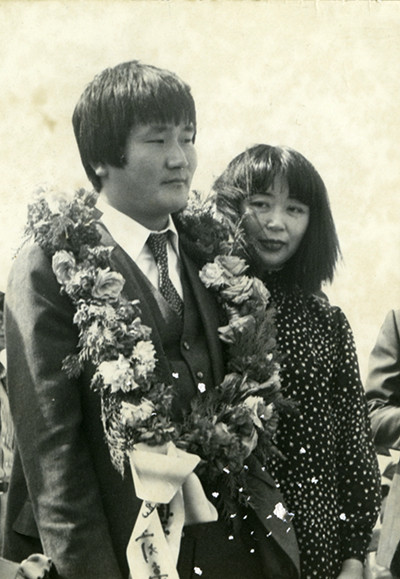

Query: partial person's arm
365;309;400;452
336;557;363;579
5;244;122;579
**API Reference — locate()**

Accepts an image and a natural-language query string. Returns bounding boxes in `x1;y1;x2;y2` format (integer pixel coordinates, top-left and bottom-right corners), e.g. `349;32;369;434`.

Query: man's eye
180;135;194;144
147;139;164;144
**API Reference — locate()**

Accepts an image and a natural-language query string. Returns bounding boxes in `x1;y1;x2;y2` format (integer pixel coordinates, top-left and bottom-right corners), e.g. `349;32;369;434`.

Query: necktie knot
147;232;184;318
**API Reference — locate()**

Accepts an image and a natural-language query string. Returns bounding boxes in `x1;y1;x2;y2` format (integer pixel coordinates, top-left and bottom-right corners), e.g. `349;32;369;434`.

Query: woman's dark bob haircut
72;60;197;192
213;144;341;294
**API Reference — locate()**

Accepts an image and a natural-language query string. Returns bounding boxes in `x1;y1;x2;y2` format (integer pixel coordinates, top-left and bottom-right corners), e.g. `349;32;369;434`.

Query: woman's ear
92;163;108;178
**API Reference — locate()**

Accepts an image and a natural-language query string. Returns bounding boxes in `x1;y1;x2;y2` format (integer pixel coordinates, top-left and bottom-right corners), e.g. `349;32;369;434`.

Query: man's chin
169;193;190;214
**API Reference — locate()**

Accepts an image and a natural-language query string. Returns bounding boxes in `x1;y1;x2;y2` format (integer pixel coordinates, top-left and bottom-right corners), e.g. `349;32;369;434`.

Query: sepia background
0;0;399;381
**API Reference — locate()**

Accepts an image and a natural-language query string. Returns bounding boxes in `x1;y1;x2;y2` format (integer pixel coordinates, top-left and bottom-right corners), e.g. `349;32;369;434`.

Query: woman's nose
263;209;285;231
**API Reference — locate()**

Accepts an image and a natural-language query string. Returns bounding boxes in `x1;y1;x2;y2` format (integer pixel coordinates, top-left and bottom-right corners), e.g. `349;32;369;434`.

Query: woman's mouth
257;239;285;252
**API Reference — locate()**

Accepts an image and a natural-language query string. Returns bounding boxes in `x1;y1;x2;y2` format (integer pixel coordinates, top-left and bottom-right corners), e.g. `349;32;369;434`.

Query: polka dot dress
266;278;381;578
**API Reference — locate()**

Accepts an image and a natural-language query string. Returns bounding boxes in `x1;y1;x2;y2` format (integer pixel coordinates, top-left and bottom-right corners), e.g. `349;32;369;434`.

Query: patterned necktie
147;232;184;318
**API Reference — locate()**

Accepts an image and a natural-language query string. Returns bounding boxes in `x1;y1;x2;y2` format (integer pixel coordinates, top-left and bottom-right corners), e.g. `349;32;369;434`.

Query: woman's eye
147;139;164;144
288;205;305;214
250;201;270;210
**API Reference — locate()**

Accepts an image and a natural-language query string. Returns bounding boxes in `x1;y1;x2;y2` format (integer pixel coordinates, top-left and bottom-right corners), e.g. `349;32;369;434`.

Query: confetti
273;502;288;521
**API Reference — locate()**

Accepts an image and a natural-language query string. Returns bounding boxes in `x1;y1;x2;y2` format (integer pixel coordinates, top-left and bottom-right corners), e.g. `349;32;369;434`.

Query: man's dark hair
213;144;341;294
72;60;197;191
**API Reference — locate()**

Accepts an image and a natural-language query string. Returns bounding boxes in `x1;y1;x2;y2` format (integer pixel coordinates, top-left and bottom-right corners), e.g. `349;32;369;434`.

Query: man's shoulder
12;241;50;268
6;242;70;313
7;242;53;287
384;309;400;335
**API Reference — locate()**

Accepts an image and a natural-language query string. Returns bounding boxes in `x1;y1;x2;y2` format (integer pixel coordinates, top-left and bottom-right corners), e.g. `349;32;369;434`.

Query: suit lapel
246;455;301;576
107;240;173;383
180;247;225;387
377;458;400;568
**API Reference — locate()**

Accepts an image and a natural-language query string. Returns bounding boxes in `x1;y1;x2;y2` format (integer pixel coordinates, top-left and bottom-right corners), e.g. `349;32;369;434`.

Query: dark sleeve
365;309;400;453
5;244;122;579
330;308;381;562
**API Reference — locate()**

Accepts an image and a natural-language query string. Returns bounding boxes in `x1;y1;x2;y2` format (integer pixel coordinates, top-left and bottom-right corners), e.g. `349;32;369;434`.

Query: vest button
182;341;190;350
196;371;204;379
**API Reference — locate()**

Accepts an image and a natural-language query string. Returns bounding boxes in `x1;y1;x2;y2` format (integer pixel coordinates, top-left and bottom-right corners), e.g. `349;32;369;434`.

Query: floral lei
24;186;293;512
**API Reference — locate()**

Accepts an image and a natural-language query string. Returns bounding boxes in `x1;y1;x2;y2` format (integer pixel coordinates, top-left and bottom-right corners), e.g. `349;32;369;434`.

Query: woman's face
240;173;310;272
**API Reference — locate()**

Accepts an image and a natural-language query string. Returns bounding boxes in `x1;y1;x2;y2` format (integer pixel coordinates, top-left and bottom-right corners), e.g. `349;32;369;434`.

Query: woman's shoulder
305;290;349;329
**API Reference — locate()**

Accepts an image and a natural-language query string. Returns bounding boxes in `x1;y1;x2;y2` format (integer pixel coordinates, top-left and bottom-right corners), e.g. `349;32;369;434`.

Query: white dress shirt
97;198;183;298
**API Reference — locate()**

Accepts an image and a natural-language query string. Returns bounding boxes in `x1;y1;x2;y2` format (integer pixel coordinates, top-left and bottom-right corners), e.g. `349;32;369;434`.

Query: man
366;309;400;578
2;61;299;578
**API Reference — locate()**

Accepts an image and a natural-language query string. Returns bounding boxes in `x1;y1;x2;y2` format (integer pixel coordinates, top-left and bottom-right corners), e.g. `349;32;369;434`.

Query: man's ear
92;163;108;178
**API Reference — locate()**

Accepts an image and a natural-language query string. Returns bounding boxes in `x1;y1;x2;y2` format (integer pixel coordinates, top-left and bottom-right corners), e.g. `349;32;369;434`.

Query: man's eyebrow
147;123;195;132
147;124;168;132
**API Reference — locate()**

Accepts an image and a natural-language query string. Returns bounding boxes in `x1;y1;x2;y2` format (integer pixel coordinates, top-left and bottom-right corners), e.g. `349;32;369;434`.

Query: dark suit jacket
366;309;400;452
365;309;400;572
3;226;300;579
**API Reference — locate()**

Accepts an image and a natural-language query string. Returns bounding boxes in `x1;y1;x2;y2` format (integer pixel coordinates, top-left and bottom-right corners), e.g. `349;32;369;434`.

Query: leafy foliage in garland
24;186;293;509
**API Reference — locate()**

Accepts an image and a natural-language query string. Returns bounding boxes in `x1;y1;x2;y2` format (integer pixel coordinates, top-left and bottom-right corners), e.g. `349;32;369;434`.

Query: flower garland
24;186;293;511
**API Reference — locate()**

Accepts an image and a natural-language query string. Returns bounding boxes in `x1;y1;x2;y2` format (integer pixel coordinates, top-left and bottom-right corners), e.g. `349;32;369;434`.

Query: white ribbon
127;442;218;579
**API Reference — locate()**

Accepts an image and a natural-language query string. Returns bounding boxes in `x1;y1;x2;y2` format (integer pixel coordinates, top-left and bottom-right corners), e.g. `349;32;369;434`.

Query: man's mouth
163;177;187;185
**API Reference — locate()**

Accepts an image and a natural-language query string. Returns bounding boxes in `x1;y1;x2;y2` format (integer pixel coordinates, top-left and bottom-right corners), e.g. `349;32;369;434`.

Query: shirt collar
96;198;180;261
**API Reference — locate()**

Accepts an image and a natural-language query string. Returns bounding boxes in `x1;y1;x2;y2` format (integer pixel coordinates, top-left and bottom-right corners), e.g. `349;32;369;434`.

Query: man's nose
166;143;189;169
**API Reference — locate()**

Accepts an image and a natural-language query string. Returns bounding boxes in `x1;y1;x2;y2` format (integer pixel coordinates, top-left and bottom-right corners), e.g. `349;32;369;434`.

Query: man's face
101;122;197;230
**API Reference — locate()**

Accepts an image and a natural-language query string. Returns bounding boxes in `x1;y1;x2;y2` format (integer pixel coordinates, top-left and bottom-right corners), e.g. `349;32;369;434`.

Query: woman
213;145;381;579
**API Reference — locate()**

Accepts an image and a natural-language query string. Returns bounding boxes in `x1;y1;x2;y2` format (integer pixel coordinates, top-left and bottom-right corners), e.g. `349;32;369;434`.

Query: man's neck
98;194;169;231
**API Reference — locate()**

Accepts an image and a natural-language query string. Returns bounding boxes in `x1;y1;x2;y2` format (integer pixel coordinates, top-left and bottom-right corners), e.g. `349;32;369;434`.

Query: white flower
251;277;271;307
98;355;139;393
199;261;226;288
120;400;155;427
216;255;248;277
35;185;75;214
88;303;117;324
92;268;125;300
243;396;265;429
220;276;253;304
131;340;157;379
52;250;77;285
